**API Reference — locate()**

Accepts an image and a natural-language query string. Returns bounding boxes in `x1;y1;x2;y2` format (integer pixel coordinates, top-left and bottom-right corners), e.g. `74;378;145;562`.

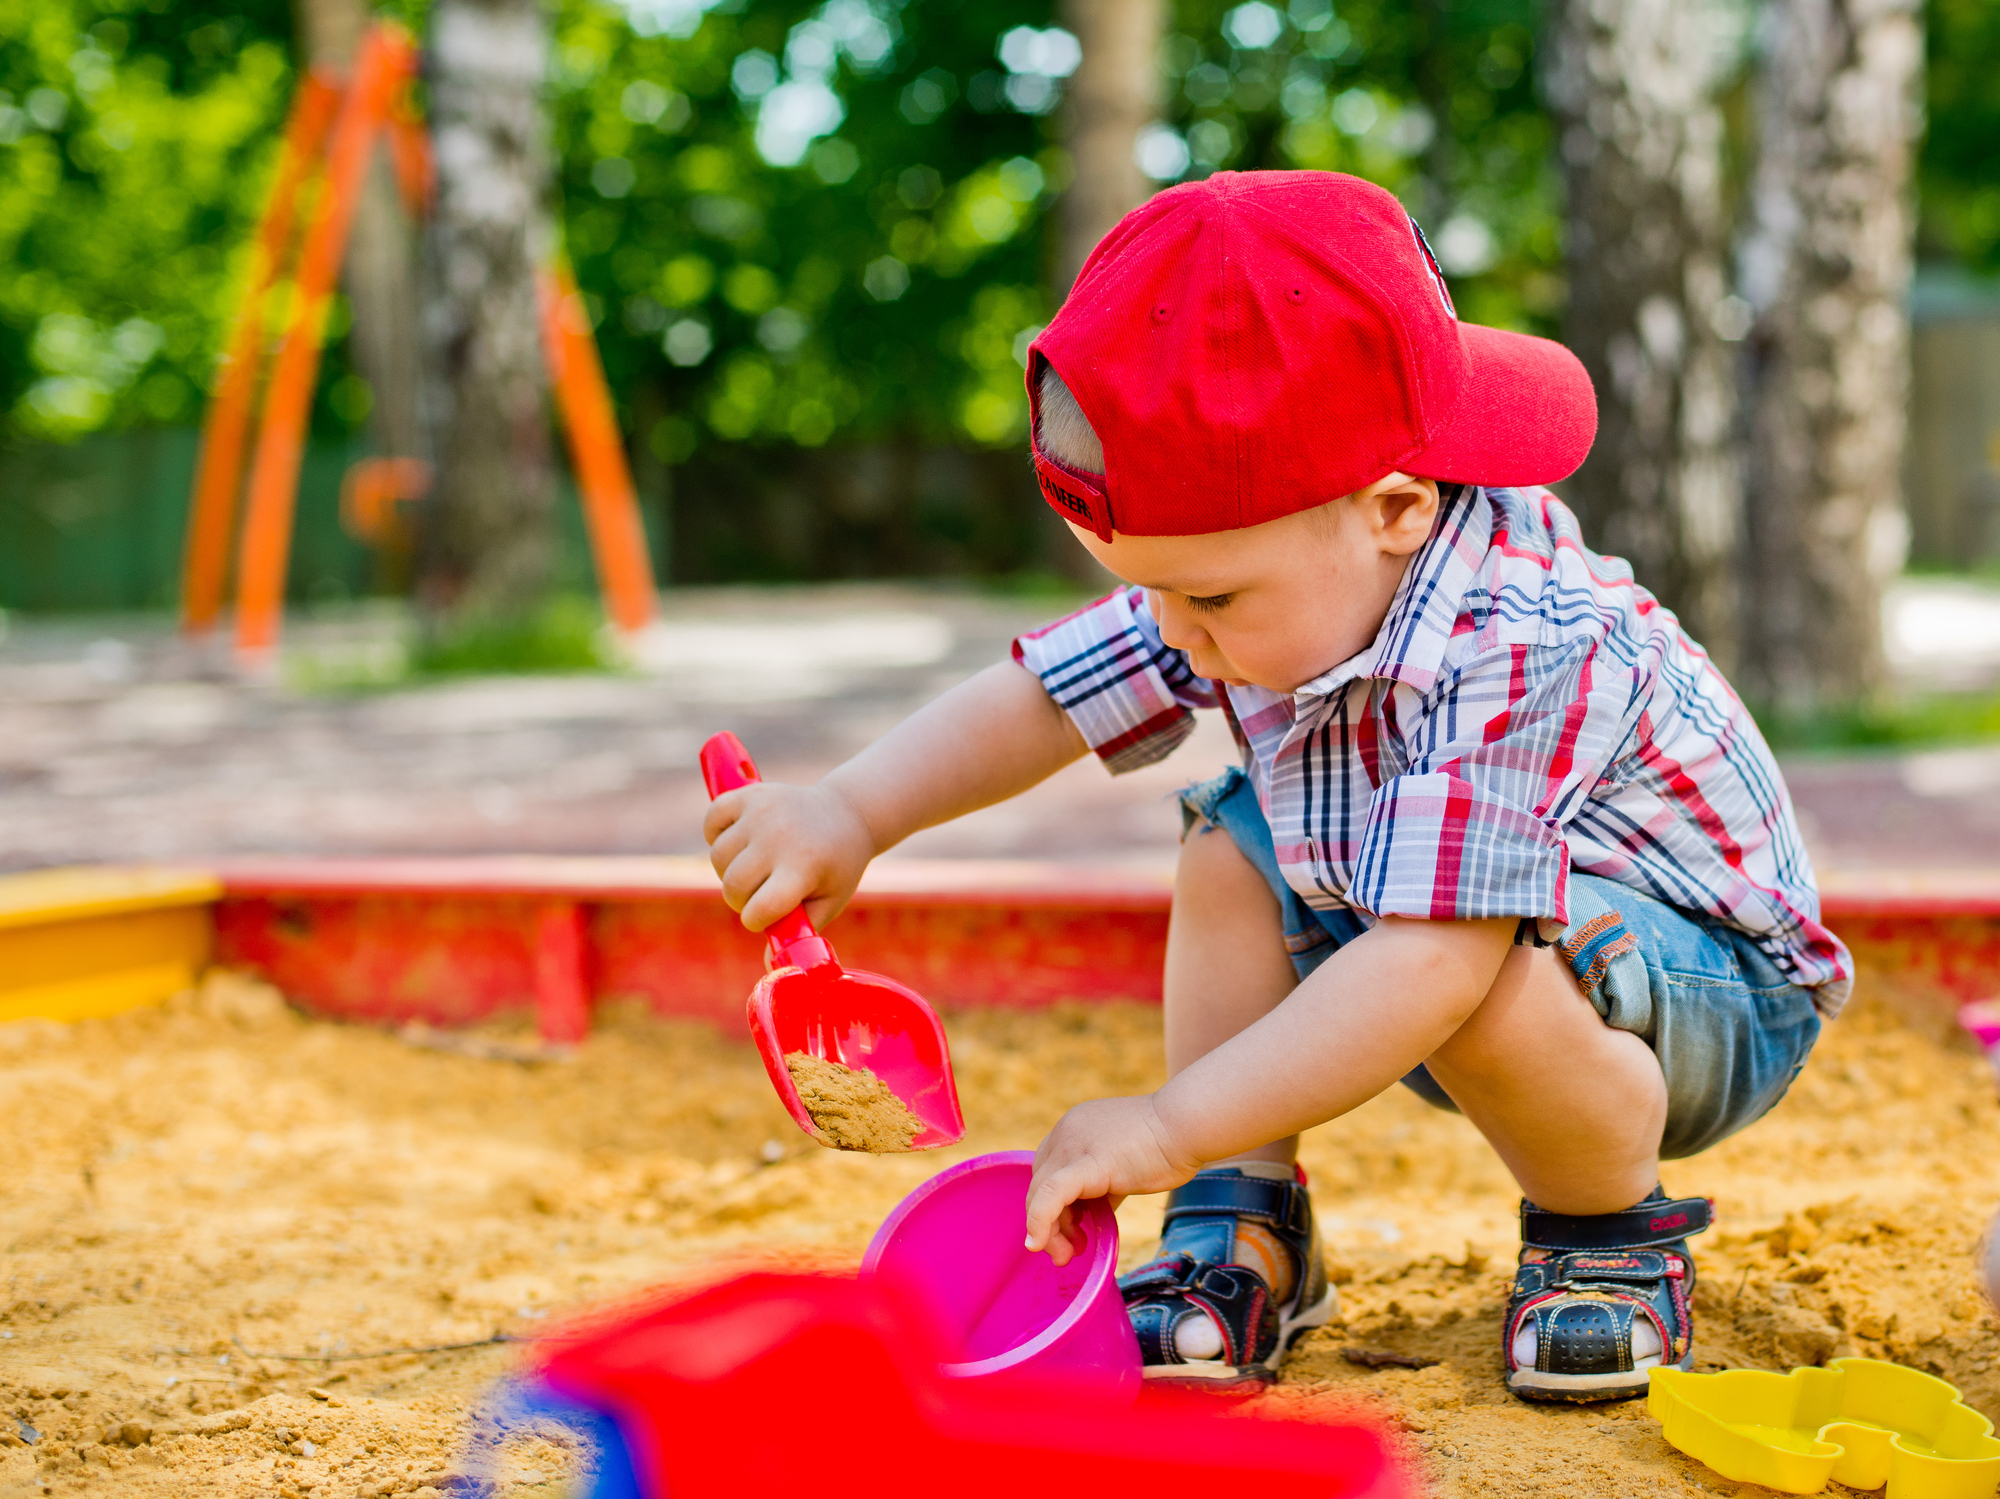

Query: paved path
4;580;1998;876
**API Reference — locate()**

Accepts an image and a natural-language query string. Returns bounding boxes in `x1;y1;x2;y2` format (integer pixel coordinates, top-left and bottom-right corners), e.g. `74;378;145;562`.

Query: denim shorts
1180;766;1823;1160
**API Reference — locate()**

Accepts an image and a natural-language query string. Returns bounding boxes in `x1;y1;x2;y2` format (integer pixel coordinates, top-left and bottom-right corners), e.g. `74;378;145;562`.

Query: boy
703;172;1846;1403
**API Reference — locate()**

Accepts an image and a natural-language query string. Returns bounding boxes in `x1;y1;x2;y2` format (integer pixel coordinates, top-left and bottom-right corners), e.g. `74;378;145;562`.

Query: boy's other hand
1024;1094;1202;1265
703;781;876;933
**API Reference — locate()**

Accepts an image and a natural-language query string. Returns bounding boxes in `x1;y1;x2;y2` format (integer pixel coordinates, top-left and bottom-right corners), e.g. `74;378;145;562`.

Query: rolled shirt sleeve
1013;587;1222;774
1345;638;1644;932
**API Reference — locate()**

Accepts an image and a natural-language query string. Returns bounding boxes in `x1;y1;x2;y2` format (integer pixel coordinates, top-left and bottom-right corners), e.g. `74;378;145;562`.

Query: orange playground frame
180;21;658;663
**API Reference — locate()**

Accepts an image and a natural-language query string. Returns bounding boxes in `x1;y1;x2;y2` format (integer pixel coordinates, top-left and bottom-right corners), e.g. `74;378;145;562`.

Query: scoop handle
699;732;835;969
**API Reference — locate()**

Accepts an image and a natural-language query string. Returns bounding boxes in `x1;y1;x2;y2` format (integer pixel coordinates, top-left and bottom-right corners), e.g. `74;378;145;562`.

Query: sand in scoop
785;1051;924;1152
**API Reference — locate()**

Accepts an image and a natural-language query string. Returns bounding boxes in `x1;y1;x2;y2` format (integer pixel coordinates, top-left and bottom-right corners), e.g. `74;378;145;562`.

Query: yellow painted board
0;866;219;1023
0;865;221;932
0;961;204;1025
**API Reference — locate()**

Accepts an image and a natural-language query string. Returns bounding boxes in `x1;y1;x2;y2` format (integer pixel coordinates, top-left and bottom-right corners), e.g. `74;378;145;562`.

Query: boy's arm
704;660;1088;930
1023;915;1515;1261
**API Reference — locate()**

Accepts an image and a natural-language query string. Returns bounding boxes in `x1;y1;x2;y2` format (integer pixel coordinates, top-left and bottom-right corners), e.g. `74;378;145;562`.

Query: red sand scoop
700;733;965;1150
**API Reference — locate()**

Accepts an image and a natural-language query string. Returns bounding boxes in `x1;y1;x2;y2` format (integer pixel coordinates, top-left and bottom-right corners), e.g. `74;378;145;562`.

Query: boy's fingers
741;863;816;932
1024;1160;1100;1254
700;790;744;848
1023;1179;1060;1251
706;818;751;880
1055;1203;1081;1257
802;892;848;929
717;847;775;919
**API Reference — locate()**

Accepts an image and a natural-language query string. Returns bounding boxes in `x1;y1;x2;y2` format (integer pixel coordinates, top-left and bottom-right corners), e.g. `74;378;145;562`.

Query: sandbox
2;969;2000;1499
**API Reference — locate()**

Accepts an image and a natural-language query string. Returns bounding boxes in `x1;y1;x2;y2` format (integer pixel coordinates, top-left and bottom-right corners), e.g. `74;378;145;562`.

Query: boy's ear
1367;474;1440;554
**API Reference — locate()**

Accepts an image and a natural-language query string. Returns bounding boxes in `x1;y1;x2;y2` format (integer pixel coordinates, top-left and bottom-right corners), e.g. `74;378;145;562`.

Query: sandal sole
1508;1351;1694;1405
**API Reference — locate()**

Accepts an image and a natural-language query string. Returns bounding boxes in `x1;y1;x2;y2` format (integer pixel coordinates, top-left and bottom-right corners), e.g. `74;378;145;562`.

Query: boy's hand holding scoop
708;171;1844;1401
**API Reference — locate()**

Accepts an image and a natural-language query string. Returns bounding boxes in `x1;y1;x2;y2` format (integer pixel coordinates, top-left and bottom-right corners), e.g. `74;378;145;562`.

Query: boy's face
1067;474;1440;695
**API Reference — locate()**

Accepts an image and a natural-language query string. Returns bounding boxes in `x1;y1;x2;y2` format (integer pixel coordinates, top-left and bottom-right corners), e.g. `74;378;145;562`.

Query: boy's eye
1183;592;1232;614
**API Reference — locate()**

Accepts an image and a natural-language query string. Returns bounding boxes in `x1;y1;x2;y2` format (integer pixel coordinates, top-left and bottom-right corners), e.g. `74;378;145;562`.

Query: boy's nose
1150;592;1210;653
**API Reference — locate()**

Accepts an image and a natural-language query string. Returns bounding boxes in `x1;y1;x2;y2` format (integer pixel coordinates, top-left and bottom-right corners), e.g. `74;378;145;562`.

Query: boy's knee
1429;945;1596;1080
1176;814;1261;890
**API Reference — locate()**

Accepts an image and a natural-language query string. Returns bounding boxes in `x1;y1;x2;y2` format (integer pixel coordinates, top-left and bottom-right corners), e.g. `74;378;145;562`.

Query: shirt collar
1290;485;1489;702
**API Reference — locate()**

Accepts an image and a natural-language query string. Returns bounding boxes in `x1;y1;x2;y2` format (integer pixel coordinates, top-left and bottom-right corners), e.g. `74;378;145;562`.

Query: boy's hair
1036;358;1361;535
1035;362;1104;477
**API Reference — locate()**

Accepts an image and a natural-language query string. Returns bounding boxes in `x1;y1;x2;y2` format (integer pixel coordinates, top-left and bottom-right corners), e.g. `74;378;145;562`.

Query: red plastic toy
699;732;965;1149
529;1270;1416;1498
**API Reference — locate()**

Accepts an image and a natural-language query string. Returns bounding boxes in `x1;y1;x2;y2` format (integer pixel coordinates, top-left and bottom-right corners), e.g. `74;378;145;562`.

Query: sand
782;1053;922;1153
3;972;1999;1497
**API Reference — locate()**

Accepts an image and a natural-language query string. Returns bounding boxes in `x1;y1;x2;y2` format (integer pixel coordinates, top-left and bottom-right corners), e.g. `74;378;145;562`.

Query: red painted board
215;892;559;1029
1820;870;2000;919
210;858;2000;1037
212;855;1175;908
211;858;1176;1036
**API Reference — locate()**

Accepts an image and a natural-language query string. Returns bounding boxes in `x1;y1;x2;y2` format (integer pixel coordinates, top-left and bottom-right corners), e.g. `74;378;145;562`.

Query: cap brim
1404;323;1597;487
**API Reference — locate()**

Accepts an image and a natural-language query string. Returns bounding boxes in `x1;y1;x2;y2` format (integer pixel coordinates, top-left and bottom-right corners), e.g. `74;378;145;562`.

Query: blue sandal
1117;1166;1336;1389
1504;1189;1710;1403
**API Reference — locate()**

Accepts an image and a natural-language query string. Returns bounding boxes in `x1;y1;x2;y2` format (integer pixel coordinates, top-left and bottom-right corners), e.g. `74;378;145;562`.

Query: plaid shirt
1015;485;1851;1014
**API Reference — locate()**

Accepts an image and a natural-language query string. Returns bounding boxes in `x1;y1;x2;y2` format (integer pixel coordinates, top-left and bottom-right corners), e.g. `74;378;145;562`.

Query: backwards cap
1027;170;1596;540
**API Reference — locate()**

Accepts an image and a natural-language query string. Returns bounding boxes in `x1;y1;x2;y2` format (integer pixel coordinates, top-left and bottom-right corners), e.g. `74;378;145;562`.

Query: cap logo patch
1407;215;1457;320
1038;473;1092;520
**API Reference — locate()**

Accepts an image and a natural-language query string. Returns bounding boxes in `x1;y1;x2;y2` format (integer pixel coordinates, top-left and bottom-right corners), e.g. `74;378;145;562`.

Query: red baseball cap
1026;170;1596;540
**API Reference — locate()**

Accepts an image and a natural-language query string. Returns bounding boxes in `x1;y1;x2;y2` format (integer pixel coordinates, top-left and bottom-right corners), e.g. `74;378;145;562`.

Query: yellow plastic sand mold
1650;1358;2000;1498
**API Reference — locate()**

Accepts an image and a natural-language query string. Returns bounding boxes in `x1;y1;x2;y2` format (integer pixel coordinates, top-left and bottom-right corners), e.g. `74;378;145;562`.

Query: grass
409;594;612;677
975;568;1103;607
284;594;615;693
1755;690;2000;753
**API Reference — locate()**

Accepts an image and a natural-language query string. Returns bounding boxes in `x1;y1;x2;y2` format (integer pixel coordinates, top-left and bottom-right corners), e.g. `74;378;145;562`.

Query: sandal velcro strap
1520;1195;1710;1251
1511;1250;1683;1299
1120;1251;1209;1296
1161;1172;1313;1236
1121;1253;1274;1369
1549;1250;1681;1284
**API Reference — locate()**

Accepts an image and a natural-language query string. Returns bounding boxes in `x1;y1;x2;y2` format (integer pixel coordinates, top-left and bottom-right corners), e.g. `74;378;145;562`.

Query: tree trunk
1738;0;1924;712
292;0;424;466
416;0;559;621
1056;0;1164;294
1542;0;1743;666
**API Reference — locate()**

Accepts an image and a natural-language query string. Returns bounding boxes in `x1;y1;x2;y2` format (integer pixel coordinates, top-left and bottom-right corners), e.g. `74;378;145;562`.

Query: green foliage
410;592;613;675
0;0;298;441
550;0;1062;462
3;0;1992;484
1921;0;2000;272
1150;0;1560;334
0;0;1569;466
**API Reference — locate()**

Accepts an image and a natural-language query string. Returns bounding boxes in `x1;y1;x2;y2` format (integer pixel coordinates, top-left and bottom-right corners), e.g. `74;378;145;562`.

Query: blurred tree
1057;0;1161;290
1739;0;1924;711
1541;0;1744;664
292;0;424;469
416;0;561;620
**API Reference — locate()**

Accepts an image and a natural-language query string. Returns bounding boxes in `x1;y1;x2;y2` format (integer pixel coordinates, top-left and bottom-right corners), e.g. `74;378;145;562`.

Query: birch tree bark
1542;0;1744;664
1738;0;1924;711
1056;0;1164;293
292;0;424;464
416;0;559;620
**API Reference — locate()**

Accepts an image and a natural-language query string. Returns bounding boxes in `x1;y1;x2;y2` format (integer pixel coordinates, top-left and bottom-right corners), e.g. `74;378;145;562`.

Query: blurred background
2;0;1998;870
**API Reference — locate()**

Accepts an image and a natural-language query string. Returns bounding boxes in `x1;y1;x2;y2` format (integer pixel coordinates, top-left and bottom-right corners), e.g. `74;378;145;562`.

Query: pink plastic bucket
861;1150;1141;1399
